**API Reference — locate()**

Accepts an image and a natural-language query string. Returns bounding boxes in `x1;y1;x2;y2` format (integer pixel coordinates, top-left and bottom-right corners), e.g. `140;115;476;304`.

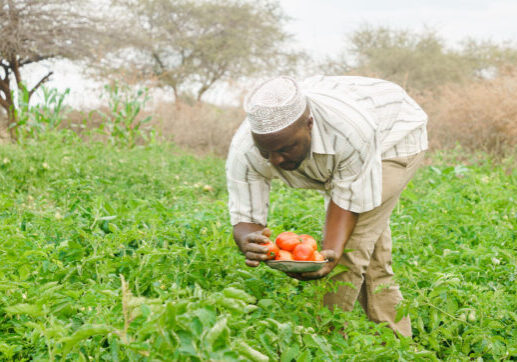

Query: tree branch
0;77;9;94
0;62;9;82
28;71;53;99
152;52;165;73
0;96;8;110
11;57;22;89
19;54;56;67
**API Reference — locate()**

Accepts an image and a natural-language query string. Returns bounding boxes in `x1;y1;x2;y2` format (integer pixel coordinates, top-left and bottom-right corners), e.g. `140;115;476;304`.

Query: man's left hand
287;250;338;281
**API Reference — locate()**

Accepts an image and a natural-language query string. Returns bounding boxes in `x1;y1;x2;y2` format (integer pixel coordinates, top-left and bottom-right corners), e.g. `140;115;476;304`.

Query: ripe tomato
292;243;314;261
275;250;294;261
313;251;325;261
263;241;279;260
275;231;301;251
299;234;317;251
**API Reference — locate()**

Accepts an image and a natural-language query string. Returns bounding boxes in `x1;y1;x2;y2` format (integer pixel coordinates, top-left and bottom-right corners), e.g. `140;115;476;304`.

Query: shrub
151;100;244;157
417;69;517;158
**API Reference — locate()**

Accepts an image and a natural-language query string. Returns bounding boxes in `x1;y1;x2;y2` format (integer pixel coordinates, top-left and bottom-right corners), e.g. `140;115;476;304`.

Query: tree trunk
7;105;17;140
0;77;17;140
196;86;208;103
173;86;181;110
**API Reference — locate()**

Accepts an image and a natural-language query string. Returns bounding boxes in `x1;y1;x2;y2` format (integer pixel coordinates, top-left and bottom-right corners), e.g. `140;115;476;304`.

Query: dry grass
150;101;244;157
61;100;244;156
152;75;517;160
2;73;516;161
415;70;517;158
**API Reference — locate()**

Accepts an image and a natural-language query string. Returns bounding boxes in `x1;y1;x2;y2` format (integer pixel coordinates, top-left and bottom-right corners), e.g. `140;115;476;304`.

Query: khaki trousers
324;151;425;338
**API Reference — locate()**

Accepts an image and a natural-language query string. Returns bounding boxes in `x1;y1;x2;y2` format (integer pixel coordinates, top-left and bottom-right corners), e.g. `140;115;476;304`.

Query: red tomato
299;234;318;251
292;243;314;261
275;231;301;251
275;250;294;261
263;242;279;260
313;251;325;261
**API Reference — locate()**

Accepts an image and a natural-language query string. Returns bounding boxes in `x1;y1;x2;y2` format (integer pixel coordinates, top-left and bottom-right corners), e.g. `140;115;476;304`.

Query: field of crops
0;134;516;361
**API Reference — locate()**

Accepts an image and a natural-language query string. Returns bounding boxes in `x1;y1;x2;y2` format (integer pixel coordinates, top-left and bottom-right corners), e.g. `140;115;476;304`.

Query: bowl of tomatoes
263;232;328;273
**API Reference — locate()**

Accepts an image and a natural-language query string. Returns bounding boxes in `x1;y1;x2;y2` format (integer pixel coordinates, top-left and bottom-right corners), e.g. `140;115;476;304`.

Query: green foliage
326;25;517;92
124;0;299;100
392;151;517;359
13;85;70;140
0;137;515;360
350;26;469;90
97;83;153;148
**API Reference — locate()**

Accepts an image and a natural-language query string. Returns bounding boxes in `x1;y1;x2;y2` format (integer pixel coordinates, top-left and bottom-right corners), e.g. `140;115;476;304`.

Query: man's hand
286;201;358;281
287;249;338;280
236;227;273;267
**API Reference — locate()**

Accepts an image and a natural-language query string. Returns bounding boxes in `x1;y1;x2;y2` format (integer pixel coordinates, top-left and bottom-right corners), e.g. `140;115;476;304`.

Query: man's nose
269;152;284;166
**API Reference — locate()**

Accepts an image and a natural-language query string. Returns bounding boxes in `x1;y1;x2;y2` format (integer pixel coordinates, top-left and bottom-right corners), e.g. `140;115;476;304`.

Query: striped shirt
226;76;428;226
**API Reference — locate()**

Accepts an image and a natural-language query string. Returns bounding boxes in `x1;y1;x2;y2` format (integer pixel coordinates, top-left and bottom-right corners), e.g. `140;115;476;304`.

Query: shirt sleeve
226;144;271;226
329;132;382;214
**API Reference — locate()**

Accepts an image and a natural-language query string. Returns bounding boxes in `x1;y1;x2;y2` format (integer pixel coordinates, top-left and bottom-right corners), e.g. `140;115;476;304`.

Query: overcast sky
27;0;517;107
280;0;517;59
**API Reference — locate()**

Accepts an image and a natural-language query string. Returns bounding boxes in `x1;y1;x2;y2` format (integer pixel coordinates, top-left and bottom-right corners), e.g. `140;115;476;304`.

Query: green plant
97;83;152;148
12;85;70;141
0;134;515;360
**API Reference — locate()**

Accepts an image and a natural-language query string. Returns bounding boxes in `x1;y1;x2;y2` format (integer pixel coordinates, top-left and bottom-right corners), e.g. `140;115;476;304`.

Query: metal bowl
264;260;328;273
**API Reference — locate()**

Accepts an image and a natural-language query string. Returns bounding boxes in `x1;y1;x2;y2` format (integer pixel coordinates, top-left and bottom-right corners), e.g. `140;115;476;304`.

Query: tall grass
417;70;517;158
152;101;244;157
144;74;517;160
10;72;516;160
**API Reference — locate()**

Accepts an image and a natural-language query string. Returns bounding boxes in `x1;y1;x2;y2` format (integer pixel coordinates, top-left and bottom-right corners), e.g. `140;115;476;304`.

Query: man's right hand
234;226;273;267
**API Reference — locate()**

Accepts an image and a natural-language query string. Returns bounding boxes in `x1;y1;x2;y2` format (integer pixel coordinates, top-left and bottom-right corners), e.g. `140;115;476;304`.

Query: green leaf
204;317;229;352
215;296;246;314
327;264;348;279
60;324;113;355
223;287;256;304
258;299;275;309
4;303;44;317
280;344;300;362
234;341;269;362
297;350;312;362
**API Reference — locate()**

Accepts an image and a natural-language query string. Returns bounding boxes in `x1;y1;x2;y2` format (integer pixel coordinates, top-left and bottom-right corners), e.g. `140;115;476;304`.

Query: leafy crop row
0;135;515;360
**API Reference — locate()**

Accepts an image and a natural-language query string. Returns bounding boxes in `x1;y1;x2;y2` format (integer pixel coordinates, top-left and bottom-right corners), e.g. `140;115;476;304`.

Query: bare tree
0;0;125;138
121;0;300;102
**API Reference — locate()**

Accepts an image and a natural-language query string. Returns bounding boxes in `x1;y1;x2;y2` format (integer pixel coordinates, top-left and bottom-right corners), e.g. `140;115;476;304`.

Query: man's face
252;111;313;171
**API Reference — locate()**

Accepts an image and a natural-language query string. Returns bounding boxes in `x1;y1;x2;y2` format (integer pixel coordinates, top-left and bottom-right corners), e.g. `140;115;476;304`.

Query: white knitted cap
244;76;306;134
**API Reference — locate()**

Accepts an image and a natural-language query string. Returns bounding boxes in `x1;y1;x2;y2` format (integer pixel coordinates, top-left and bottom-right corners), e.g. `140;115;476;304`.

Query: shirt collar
309;108;336;156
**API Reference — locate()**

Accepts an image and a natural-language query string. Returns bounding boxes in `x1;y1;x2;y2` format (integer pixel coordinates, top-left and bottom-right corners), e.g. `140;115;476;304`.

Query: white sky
280;0;517;60
24;0;517;108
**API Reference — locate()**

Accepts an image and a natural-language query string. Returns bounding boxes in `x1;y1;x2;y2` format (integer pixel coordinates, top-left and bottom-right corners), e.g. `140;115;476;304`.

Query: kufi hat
244;76;306;134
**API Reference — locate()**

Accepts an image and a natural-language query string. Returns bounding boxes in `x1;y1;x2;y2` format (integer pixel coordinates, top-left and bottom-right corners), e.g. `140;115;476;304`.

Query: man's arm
233;223;273;267
289;200;358;280
322;199;358;261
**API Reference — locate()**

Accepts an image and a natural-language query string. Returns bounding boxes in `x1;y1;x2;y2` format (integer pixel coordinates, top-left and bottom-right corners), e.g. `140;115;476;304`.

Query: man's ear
307;116;313;131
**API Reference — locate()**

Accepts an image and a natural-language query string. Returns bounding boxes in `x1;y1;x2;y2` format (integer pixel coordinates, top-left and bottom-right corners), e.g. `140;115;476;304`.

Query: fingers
261;227;272;238
245;251;269;261
247;232;271;244
244;242;268;254
291;264;333;280
243;242;269;264
321;249;337;262
245;259;260;267
241;228;272;268
286;272;318;281
286;272;304;280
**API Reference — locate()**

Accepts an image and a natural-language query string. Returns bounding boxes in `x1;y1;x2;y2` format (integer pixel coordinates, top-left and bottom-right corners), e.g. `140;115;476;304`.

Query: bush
417;69;517;158
152;100;244;157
